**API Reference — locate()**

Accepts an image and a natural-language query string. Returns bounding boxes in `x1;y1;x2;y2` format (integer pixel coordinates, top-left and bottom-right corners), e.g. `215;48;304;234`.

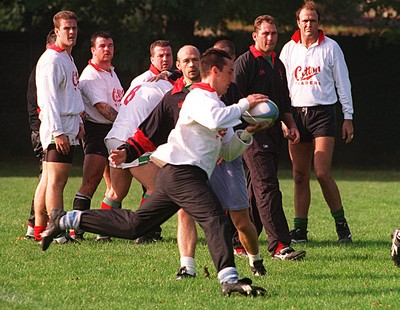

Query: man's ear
252;32;257;42
176;60;181;70
211;66;219;76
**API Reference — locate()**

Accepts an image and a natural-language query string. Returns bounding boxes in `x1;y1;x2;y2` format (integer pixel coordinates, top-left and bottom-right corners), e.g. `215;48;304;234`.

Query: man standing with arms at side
34;10;84;241
25;30;56;240
70;31;124;240
234;15;306;260
280;1;354;243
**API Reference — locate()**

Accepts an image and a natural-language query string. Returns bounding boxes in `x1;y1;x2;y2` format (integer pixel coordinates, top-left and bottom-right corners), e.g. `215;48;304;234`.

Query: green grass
1;160;400;309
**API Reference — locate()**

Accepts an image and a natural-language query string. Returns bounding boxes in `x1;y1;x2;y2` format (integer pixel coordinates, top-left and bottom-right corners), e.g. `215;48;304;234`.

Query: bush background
1;0;399;169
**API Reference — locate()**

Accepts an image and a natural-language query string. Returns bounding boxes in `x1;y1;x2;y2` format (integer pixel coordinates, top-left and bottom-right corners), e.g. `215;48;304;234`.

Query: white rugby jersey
79;60;124;124
280;30;353;119
129;64;161;88
151;83;251;178
105;79;173;142
36;45;84;150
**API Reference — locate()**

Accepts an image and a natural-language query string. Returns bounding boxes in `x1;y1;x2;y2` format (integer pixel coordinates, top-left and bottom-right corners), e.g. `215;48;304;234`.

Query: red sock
101;197;121;209
275;241;286;254
34;225;46;241
101;201;112;210
140;193;150;206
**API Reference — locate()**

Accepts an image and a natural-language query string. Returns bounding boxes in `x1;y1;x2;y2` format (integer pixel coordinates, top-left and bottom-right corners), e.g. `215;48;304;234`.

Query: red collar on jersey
46;44;65;53
291;29;325;44
88;60;113;73
171;76;186;95
191;82;216;93
149;64;162;75
250;45;276;65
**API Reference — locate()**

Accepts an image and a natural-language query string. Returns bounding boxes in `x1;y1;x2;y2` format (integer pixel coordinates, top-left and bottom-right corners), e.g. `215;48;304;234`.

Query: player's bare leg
77;154;108;199
229;209;266;275
229;209;259;255
33;161;48;241
129;162;159;196
289;141;313;219
107;166;132;203
176;209;198;279
313;136;352;243
42;161;71;243
94;166;131;241
288;141;313;243
103;164;112;197
71;154;108;239
313;137;342;211
45;162;71;214
129;162;163;243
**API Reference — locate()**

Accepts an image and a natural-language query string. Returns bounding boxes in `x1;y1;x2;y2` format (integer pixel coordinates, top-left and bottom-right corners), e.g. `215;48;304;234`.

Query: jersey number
123;85;142;105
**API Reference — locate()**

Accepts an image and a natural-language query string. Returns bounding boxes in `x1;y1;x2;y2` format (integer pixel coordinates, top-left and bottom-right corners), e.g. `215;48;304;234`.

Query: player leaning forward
41;48;267;296
34;10;84;239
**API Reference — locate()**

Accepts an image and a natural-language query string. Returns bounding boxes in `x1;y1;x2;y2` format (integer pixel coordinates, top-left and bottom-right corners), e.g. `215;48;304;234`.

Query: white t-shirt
79;60;124;124
36;45;84;150
129;64;161;88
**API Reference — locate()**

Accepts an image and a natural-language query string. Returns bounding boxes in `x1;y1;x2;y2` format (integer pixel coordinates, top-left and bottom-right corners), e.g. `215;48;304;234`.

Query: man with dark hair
41;48;268;297
24;30;56;240
98;39;174;243
234;15;306;260
69;31;124;240
130;40;173;87
34;10;84;242
280;1;354;243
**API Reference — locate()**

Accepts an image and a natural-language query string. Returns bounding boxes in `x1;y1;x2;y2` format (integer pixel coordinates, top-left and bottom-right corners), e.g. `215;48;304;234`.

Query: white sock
180;256;196;275
59;210;82;230
248;252;261;267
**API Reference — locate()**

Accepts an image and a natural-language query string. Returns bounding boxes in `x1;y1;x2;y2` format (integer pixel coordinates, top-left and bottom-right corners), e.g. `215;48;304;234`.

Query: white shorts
105;137;151;169
209;156;249;211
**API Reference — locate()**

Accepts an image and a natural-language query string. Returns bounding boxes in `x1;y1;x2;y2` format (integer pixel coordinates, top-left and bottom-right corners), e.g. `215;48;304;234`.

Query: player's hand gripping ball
242;99;279;126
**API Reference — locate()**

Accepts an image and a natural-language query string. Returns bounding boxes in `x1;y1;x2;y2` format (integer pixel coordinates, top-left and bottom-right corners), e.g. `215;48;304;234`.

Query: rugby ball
242;99;279;126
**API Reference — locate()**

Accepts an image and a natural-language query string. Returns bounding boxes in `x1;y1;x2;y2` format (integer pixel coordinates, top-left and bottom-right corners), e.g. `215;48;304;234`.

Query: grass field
1;159;400;309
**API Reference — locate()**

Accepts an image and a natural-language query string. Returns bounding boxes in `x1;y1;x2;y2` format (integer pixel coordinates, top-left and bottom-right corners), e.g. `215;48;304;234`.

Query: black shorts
83;120;112;157
44;144;75;163
292;105;336;142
